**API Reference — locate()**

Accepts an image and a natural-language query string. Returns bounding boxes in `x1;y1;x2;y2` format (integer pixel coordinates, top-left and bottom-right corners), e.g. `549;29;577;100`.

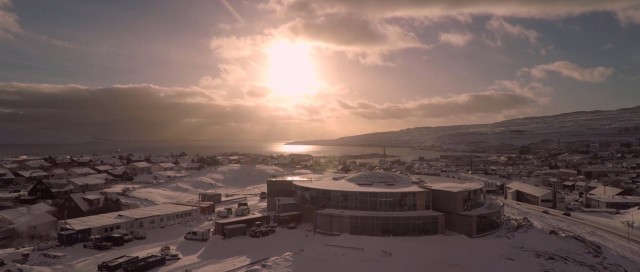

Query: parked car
259;192;267;199
541;210;550;214
238;201;249;208
249;222;276;238
562;212;572;217
131;230;146;240
104;234;125;247
113;230;134;242
184;229;211;242
35;240;58;251
83;236;112;251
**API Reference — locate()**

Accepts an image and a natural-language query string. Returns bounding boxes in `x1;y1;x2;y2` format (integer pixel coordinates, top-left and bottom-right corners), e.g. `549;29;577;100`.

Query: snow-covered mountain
289;106;640;151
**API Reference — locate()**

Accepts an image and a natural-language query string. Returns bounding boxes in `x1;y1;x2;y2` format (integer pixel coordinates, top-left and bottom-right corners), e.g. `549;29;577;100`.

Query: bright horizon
1;0;640;143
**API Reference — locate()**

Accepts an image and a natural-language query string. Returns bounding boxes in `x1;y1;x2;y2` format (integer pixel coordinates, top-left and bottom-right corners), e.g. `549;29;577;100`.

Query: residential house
67;167;97;178
126;162;153;175
0;167;15;185
22;160;52;170
70;156;92;167
178;162;203;171
151;162;177;173
48;168;68;179
28;179;74;199
69;177;106;193
91;165;114;174
0;203;57;248
106;167;133;181
55;192;122;219
504;181;553;207
15;169;50;182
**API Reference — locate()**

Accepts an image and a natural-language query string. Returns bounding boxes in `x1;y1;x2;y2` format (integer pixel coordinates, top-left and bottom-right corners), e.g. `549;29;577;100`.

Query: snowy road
504;200;640;263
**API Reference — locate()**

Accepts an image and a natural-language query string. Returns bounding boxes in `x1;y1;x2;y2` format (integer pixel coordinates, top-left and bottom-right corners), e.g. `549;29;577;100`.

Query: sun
265;40;322;99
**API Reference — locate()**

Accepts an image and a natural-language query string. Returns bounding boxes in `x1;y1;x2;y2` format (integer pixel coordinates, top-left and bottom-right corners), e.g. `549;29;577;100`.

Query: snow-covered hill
289;106;640;151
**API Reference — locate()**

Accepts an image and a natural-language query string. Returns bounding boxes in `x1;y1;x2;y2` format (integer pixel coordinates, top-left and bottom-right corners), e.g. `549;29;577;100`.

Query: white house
69;177;106;192
67;167;97;178
0;203;58;247
151;162;177;173
126;162;153;175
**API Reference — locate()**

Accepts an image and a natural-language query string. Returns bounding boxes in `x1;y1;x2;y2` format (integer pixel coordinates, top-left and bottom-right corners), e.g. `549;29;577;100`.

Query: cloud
267;0;640;24
0;82;351;141
615;5;640;25
520;61;614;83
0;1;22;40
484;17;539;47
210;35;268;59
274;14;427;65
438;31;473;47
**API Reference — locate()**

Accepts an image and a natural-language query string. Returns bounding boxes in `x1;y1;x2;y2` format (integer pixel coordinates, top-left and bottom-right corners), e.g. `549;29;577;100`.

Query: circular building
267;171;503;237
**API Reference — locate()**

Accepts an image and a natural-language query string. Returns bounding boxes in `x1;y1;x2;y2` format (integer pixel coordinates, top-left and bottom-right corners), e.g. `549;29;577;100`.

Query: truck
223;224;247;239
98;255;139;272
237;201;249;208
184;228;211;241
235;206;250;217
83;236;112;251
122;254;166;272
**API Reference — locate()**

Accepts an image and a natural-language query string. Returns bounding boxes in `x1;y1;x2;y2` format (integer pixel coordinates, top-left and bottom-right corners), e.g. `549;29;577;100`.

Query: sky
0;0;639;142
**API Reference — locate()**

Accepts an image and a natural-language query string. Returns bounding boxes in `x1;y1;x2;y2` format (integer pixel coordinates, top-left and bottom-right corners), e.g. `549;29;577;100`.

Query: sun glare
265;40;322;99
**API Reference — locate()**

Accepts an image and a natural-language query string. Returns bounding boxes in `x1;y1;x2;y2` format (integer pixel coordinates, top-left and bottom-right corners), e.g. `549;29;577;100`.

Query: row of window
315;214;441;236
293;185;430;212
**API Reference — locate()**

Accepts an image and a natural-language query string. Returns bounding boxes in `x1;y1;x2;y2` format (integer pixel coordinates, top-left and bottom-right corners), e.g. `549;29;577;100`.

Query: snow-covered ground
3;209;638;272
122;165;289;204
2;166;639;271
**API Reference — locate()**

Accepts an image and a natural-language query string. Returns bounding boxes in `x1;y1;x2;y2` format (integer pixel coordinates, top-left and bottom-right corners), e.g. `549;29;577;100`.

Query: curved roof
293;172;423;192
344;171;413;185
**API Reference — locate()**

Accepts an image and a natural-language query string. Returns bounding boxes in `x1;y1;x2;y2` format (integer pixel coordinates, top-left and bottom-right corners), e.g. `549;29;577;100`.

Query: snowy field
2;207;639;272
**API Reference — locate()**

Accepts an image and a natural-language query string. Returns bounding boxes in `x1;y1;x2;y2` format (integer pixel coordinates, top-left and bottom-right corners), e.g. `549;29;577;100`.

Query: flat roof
316;209;442;217
64;204;195;230
587;195;640;203
420;176;484;192
505;181;550;197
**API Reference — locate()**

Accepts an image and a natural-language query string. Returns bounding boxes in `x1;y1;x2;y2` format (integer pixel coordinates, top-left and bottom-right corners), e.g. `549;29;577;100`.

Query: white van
184;229;211;241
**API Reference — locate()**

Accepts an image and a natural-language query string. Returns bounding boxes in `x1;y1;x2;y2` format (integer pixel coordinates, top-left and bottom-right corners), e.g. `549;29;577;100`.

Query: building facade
268;172;503;237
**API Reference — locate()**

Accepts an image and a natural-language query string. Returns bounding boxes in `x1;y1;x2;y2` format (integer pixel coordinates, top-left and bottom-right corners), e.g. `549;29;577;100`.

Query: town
0;137;638;271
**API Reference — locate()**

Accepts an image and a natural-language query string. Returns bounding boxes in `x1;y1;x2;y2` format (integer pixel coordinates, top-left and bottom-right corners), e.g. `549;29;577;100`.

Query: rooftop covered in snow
292;171;424;192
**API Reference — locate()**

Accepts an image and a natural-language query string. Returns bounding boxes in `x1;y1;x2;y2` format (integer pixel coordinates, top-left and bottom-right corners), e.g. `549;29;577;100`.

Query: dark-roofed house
91;165;114;174
0;168;15;185
126;162;152;175
28;179;74;199
55;192;122;219
106;167;133;181
69;177;106;193
505;181;552;207
48;168;68;179
15;170;50;181
151;163;177;173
